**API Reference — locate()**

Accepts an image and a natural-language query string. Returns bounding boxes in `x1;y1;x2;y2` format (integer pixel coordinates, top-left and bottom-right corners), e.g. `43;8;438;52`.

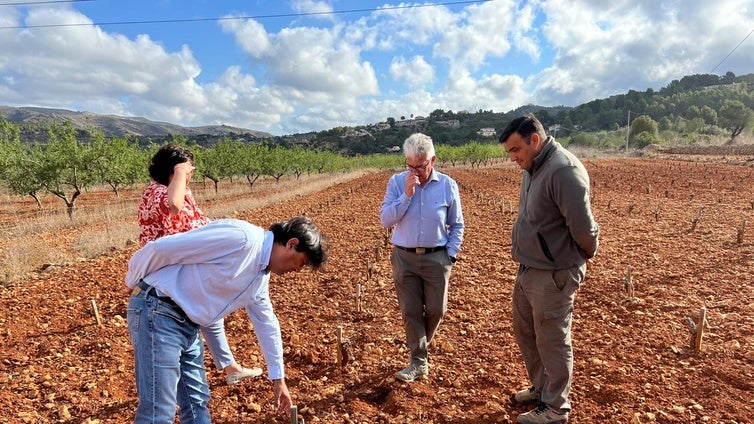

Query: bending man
125;217;327;423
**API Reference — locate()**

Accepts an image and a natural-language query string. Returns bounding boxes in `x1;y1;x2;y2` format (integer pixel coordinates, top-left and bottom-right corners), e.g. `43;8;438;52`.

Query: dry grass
0;236;71;284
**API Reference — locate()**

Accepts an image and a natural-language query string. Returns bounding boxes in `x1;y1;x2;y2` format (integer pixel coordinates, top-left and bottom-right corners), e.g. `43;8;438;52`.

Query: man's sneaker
516;403;569;424
394;363;428;382
226;367;263;385
512;386;541;404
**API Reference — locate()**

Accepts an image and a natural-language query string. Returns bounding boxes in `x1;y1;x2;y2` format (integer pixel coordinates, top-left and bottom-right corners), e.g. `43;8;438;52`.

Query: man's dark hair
270;216;327;269
148;144;194;185
498;113;546;144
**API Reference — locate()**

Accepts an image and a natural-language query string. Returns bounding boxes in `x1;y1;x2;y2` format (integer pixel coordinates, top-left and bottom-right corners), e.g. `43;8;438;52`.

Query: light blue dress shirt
125;219;285;379
379;169;464;258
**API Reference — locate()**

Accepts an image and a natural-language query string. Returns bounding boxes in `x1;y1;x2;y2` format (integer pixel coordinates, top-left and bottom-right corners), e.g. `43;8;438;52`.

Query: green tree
41;122;98;218
629;115;659;149
459;142;488;168
700;105;718;128
569;133;599;147
90;132;146;196
0;120;46;208
658;116;672;132
686;117;705;134
685;105;701;120
194;138;242;192
237;143;267;189
719;100;754;143
262;146;290;182
288;147;309;179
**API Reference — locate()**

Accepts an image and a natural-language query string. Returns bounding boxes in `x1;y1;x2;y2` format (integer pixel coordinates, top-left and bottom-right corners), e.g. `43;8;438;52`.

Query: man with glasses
125;216;327;423
499;114;599;424
379;133;465;382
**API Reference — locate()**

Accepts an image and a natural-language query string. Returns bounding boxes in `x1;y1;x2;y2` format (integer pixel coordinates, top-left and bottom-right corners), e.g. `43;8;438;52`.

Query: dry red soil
1;157;753;423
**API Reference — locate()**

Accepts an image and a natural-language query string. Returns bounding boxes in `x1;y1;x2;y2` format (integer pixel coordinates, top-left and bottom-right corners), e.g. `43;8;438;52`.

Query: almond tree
289;147;309;179
238;142;267;189
89;131;147;196
262;146;291;182
40;122;98;218
0;120;46;208
194;138;242;193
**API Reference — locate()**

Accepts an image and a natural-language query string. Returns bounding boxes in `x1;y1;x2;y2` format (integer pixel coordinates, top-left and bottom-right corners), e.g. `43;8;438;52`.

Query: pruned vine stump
684;307;709;352
91;299;103;326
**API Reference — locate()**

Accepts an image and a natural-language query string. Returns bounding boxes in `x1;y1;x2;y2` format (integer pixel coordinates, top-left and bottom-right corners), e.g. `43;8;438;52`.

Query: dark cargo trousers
512;263;586;412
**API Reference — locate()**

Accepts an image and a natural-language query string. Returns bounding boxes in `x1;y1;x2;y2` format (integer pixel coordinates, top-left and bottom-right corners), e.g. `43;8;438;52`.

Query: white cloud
223;20;378;98
440;71;529;114
389;56;434;88
365;3;458;49
0;7;210;121
219;17;271;57
434;0;518;71
1;0;752;135
532;0;754;105
290;0;334;16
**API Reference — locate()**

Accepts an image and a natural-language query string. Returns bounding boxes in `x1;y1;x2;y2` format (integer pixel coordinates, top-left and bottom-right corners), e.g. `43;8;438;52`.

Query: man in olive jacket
499;114;599;424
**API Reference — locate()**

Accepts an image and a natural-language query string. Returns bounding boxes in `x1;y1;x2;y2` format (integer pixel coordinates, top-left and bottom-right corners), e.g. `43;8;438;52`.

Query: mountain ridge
0;106;273;139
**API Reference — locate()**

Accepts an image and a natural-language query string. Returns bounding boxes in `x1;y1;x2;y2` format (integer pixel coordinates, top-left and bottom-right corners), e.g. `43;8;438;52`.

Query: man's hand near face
405;170;420;197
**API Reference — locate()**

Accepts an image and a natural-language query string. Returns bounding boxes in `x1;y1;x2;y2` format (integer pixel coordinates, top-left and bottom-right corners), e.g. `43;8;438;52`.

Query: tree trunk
246;173;260;189
29;192;42;209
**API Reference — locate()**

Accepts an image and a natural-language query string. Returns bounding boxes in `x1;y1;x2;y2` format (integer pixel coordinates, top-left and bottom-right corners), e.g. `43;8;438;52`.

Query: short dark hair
270;216;327;269
148;144;194;185
498;113;546;144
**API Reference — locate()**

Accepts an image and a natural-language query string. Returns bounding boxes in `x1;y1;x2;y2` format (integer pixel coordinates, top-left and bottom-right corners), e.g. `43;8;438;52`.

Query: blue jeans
202;319;235;370
127;289;211;424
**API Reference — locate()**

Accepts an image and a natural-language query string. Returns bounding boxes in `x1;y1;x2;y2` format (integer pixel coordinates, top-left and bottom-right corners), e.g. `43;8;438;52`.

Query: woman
138;144;261;385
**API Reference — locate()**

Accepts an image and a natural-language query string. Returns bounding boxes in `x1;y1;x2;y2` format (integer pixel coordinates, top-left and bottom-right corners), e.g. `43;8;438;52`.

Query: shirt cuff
267;363;285;380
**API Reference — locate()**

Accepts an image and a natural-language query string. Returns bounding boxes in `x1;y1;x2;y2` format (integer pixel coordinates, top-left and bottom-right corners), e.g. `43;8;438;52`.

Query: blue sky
0;0;752;135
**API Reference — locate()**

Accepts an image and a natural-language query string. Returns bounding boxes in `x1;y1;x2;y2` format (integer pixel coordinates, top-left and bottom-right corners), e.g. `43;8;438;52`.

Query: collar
529;136;555;175
422;168;439;185
261;231;273;275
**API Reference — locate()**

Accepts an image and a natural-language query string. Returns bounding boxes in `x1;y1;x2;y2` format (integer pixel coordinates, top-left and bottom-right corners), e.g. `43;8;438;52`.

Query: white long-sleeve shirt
125;219;285;379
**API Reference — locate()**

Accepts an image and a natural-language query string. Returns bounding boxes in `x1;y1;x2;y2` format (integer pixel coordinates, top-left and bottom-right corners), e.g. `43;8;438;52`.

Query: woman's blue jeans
127;289;211;424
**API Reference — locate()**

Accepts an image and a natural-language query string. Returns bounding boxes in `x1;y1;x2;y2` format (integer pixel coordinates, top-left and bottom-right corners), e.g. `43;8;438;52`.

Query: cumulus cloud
291;0;334;16
0;7;210;122
434;0;518;71
531;0;754;105
0;0;752;135
223;20;378;98
389;55;434;88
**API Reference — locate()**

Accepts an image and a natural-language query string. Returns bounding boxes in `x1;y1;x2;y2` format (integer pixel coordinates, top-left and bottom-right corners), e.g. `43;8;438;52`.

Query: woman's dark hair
148;144;194;185
270;216;327;269
498;113;546;145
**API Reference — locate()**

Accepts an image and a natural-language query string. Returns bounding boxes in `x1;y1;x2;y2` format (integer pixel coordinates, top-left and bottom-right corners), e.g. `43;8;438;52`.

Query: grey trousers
512;263;585;412
391;247;453;365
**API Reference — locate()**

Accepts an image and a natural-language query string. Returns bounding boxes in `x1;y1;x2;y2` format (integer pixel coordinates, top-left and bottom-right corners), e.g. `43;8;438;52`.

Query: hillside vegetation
2;72;753;156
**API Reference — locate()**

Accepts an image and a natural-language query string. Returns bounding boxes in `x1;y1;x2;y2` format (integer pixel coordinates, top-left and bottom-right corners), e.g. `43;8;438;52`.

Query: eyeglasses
405;159;430;172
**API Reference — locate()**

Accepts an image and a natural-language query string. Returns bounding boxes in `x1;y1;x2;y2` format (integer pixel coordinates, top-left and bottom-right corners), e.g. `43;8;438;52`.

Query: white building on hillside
477;127;496;137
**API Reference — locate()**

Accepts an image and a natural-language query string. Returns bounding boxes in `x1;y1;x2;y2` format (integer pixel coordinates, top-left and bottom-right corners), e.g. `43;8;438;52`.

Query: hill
0;106;273;142
2;71;753;155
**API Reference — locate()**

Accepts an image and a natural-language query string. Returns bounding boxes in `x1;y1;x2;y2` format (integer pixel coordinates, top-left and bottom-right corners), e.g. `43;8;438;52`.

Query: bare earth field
1;157;753;423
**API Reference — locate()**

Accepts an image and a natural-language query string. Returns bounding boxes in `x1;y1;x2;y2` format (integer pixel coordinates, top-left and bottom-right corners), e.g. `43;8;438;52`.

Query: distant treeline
2;72;753;157
284;72;754;154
